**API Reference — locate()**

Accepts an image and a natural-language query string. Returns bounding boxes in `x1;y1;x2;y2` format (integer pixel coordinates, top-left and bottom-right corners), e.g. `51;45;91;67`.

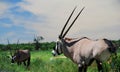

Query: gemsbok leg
83;66;87;72
17;62;21;65
96;60;103;72
27;57;30;67
78;65;87;72
78;65;83;72
23;61;26;66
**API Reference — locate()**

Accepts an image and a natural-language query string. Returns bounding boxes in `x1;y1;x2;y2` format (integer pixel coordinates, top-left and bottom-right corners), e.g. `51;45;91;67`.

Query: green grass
0;51;120;72
0;51;77;72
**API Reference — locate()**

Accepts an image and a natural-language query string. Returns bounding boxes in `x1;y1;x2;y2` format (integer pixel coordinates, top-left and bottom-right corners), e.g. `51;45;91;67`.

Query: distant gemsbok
52;7;117;72
8;40;30;67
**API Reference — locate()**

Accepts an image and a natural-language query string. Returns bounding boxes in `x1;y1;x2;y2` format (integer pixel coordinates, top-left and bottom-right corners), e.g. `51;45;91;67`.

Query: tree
34;35;44;50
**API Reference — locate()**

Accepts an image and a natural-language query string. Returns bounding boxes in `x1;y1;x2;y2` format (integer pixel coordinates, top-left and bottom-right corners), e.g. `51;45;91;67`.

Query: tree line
0;39;120;51
0;41;55;51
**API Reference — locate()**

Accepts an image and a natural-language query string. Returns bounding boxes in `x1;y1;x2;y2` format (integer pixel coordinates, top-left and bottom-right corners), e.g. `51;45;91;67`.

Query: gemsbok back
52;7;117;72
8;40;31;67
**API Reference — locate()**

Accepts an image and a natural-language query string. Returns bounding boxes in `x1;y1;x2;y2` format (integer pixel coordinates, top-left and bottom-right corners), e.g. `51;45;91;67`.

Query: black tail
103;39;116;53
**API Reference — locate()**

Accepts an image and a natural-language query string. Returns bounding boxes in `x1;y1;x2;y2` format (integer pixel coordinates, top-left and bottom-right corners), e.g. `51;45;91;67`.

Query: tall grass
0;51;25;72
0;51;77;72
0;51;120;72
30;51;77;72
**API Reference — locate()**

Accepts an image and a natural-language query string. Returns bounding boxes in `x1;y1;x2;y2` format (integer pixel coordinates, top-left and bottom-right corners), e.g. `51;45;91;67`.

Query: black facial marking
11;56;15;63
103;39;116;53
56;42;62;55
66;37;88;47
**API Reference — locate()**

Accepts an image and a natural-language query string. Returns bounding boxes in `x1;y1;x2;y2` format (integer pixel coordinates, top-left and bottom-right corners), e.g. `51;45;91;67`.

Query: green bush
110;55;120;71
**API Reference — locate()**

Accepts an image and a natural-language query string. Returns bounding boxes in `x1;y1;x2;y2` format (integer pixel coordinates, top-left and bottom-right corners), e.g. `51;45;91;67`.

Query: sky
0;0;120;44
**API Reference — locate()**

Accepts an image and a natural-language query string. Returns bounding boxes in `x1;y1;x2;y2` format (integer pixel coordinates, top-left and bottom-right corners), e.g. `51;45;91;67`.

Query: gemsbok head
52;7;117;72
8;40;31;67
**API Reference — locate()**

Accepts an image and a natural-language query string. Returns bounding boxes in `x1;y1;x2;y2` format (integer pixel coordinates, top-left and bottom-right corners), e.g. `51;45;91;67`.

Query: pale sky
0;0;120;44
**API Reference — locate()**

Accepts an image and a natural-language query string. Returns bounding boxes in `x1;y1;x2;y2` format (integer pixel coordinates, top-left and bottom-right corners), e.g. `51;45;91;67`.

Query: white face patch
12;56;16;60
52;38;62;56
52;50;58;56
52;50;56;55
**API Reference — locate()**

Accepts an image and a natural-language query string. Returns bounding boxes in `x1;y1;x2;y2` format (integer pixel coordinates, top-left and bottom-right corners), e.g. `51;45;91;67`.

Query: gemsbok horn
8;40;31;67
52;6;117;72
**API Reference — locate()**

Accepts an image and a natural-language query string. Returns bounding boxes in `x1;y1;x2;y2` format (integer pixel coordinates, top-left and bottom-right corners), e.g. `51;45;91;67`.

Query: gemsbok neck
64;37;89;47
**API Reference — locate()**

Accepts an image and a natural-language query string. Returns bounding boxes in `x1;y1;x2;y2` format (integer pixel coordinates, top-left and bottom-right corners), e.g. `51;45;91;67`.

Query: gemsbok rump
52;7;117;72
8;40;31;67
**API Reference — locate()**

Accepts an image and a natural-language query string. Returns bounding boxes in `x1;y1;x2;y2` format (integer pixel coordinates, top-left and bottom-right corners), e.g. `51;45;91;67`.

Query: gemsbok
8;40;31;67
52;7;117;72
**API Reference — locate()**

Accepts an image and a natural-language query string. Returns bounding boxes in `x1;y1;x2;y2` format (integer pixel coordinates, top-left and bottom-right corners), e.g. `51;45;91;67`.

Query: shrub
110;55;120;71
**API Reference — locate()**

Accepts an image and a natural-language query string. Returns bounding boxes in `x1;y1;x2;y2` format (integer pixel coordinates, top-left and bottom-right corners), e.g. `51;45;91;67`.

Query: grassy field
0;50;119;72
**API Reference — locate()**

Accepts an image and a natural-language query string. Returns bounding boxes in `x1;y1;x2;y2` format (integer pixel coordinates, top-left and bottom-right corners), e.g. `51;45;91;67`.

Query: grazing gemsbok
8;40;31;67
52;7;117;72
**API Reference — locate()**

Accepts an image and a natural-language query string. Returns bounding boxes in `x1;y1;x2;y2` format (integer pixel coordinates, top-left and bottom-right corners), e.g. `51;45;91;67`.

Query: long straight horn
62;7;85;38
7;39;10;45
7;39;12;56
60;6;77;38
16;39;19;50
